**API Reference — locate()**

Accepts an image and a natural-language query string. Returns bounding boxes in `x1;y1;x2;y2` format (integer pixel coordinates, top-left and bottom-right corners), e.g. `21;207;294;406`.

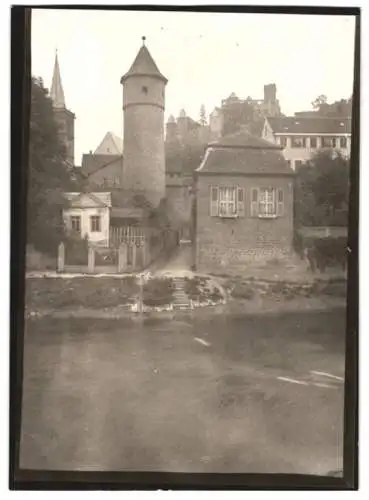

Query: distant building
165;109;210;145
50;51;75;166
195;131;294;272
209;107;223;141
209;84;281;141
262;116;351;170
248;84;281;118
94;131;123;155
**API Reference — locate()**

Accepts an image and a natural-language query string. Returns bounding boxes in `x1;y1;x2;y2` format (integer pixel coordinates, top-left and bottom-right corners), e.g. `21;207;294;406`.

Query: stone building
195;131;295;273
209;84;281;141
50;51;75;166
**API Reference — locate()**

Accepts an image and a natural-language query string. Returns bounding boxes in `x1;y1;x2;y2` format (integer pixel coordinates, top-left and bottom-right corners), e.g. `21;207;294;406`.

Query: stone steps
172;277;192;309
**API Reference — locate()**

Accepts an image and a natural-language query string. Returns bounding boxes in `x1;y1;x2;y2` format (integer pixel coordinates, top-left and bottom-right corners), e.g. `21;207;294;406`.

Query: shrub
306;236;347;272
143;277;175;306
209;288;223;302
319;282;347;298
270;281;289;295
293;230;305;259
231;282;255;300
25;277;140;310
64;235;88;265
94;248;118;266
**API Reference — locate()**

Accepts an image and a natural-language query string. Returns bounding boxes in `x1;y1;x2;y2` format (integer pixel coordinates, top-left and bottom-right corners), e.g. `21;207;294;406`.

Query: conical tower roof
50;51;66;108
121;37;167;84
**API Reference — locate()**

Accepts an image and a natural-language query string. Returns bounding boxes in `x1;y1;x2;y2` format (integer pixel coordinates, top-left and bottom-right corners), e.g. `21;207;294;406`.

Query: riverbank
26;294;346;321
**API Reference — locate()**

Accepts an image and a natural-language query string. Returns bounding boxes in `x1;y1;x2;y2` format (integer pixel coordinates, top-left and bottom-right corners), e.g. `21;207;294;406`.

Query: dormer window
142;86;148;94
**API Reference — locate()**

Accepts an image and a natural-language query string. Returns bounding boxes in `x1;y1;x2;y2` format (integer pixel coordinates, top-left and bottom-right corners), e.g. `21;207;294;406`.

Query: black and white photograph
10;5;359;489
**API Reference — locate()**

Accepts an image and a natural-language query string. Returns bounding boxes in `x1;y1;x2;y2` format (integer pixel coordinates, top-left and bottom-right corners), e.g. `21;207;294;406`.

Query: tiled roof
121;44;167;83
64;192;112;208
209;130;282;150
81;154;122;176
267;116;351;134
197;131;293;176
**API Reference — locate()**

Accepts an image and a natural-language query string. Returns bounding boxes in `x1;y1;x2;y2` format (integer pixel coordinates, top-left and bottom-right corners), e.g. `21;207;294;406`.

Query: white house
262;116;351;170
63;192;112;246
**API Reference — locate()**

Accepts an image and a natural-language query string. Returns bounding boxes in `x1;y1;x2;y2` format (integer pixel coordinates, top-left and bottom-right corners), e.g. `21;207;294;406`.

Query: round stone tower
121;37;168;208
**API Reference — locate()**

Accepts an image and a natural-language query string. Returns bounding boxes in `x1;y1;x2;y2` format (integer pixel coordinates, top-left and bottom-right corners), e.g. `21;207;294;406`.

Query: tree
312;94;328;110
199;104;207;126
221;98;256;136
294;150;350;227
311;94;352;117
27;77;75;254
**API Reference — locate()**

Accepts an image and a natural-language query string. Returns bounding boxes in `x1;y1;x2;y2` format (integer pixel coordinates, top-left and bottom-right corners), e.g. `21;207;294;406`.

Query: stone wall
196;174;294;272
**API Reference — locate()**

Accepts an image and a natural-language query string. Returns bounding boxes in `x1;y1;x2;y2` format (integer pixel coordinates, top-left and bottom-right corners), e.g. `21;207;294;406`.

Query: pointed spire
121;38;167;84
50;50;66;108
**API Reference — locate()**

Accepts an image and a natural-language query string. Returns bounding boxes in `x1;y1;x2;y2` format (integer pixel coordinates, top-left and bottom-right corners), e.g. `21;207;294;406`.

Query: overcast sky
31;9;356;165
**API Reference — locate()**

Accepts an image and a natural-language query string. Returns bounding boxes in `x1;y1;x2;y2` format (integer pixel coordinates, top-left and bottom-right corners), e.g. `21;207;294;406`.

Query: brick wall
196;174;294;272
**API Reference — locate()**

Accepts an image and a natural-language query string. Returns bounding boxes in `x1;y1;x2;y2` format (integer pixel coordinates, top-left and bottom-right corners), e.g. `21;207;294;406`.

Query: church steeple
50;50;66;109
50;50;75;166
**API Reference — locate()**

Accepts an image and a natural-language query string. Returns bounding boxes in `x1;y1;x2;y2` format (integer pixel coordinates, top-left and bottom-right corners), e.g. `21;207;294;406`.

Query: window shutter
277;188;284;217
251;188;259;217
210;186;219;216
237;187;245;217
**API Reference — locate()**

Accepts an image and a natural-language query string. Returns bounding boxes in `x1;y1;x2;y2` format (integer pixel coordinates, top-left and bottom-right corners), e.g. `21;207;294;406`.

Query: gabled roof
50;52;66;109
121;41;167;84
81;154;123;176
64;192;112;208
267;116;351;135
197;131;293;176
94;132;123;155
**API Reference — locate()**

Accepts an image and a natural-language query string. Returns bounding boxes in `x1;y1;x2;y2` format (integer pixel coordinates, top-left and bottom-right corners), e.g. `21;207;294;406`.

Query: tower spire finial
50;50;66;109
142;36;146;45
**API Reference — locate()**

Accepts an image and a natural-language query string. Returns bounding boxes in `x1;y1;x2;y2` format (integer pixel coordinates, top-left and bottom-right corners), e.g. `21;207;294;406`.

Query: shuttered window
219;187;237;217
210;186;245;217
277;188;284;216
210;186;219;216
250;187;284;218
237;187;245;217
259;188;276;216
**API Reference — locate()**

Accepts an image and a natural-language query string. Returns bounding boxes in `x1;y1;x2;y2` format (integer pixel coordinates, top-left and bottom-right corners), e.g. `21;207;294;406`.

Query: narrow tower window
142;86;148;94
